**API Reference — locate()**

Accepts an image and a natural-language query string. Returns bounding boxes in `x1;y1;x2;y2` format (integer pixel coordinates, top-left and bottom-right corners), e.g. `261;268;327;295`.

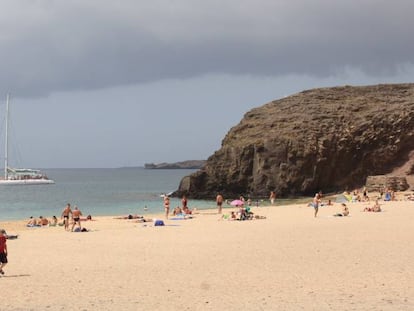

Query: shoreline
0;190;410;232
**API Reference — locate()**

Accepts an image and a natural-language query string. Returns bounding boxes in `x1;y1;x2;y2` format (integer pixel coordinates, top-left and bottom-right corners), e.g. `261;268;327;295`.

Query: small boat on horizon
0;94;54;185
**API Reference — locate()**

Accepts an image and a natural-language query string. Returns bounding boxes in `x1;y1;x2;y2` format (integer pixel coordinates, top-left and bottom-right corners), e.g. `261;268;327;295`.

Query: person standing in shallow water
216;193;224;214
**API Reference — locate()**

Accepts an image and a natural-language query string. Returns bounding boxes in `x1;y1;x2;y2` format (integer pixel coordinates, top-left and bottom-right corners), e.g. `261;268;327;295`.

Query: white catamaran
0;94;54;185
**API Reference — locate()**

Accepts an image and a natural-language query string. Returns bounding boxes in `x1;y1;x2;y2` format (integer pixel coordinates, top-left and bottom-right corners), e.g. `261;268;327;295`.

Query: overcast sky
0;0;413;168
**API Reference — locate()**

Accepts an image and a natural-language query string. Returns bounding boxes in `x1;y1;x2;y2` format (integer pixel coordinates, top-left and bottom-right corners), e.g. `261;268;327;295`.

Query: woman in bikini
164;196;170;219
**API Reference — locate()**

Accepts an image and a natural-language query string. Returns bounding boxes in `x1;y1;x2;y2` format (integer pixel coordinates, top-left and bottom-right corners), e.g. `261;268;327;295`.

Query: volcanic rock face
365;175;409;192
177;84;414;198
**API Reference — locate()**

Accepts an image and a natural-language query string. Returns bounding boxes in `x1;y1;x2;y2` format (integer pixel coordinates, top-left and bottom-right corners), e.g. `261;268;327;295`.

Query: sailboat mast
4;94;9;180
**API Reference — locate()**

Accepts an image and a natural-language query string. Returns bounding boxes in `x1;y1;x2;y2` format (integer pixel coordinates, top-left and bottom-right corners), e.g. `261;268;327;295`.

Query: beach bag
154;220;165;226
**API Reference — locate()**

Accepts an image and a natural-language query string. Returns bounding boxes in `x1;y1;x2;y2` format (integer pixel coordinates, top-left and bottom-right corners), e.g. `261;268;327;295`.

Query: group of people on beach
216;192;268;215
61;203;81;231
308;186;392;217
215;192;269;221
61;203;92;231
25;203;91;232
119;185;393;226
162;194;196;219
27;215;59;227
363;200;382;212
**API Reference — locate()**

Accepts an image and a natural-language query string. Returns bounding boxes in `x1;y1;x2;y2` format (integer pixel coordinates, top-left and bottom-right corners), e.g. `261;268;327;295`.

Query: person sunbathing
39;216;49;226
173;206;182;216
50;216;58;226
135;218;153;223
222;211;238;221
372;203;381;212
80;215;93;221
27;217;39;227
73;227;89;232
229;211;237;220
334;203;349;217
115;214;143;219
183;206;197;215
364;200;381;212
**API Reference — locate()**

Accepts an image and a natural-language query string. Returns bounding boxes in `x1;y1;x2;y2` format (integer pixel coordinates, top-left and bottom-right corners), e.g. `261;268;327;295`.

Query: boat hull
0;179;55;185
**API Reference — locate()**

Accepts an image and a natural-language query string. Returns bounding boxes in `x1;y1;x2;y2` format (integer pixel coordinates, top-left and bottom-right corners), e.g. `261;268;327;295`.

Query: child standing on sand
0;229;8;275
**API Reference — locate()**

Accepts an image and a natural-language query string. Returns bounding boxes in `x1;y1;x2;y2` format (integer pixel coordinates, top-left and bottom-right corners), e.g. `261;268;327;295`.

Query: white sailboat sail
0;94;54;185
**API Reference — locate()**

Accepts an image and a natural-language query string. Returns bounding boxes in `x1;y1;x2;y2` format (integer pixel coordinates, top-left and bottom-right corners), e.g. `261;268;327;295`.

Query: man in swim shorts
61;203;72;231
71;206;83;232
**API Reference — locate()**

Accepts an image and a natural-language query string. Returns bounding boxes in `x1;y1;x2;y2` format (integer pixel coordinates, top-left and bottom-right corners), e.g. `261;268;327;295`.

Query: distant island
144;160;206;169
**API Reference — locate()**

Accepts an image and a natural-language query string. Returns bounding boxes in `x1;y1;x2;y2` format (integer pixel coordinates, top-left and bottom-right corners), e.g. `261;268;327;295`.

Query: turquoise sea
0;168;212;221
0;168;308;221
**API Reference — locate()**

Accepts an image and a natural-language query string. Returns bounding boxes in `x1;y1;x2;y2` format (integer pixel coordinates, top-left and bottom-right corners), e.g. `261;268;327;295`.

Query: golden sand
1;197;414;310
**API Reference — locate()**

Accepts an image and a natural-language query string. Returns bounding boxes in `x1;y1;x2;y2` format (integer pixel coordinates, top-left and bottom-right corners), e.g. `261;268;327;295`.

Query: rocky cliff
177;83;414;199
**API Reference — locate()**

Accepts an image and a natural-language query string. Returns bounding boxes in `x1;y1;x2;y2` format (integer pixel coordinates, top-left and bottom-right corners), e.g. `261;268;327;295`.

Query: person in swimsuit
163;196;170;219
0;229;8;275
181;195;188;209
27;216;38;227
269;191;276;205
61;203;72;231
334;203;349;217
71;206;83;232
39;216;49;226
312;193;321;218
50;216;58;226
216;193;224;214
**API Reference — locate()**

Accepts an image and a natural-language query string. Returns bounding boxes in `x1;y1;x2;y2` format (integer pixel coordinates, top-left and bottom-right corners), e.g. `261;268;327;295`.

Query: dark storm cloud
1;0;413;97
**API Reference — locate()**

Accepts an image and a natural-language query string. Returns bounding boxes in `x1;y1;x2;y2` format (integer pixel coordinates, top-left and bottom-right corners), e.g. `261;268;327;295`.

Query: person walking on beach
0;229;8;276
164;196;170;219
269;191;276;205
71;206;83;232
61;203;72;231
216;193;224;214
312;192;322;218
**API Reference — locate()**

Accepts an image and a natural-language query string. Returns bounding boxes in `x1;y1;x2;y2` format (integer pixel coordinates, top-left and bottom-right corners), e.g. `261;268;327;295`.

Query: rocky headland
177;83;414;199
144;160;205;169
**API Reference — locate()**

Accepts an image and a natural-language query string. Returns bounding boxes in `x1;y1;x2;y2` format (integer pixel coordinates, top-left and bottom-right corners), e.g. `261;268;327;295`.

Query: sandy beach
1;197;414;311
